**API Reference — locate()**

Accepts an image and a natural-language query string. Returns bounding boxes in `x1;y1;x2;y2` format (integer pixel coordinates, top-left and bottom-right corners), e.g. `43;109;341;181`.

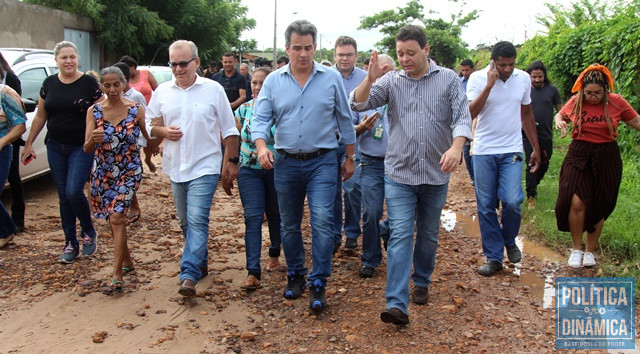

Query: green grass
521;132;640;296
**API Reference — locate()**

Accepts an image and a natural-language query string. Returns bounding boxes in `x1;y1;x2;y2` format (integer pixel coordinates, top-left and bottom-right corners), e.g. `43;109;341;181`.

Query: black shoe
413;286;428;305
309;279;327;313
358;265;374;278
283;271;306;299
478;260;503;277
380;228;390;251
380;307;409;325
178;279;197;297
345;238;357;249
505;244;522;263
332;240;341;255
199;265;209;279
14;225;25;234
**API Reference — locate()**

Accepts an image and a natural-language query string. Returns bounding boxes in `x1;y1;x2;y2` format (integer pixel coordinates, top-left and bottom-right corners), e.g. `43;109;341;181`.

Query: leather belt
361;152;384;160
277;149;332;161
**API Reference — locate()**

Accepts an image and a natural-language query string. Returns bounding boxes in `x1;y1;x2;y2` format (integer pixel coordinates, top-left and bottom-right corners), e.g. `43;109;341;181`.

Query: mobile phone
23;154;34;165
369;111;381;120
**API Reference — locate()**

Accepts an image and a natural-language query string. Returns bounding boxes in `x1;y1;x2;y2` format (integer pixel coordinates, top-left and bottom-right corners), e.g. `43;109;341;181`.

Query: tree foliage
358;0;478;68
25;0;255;64
517;0;640;156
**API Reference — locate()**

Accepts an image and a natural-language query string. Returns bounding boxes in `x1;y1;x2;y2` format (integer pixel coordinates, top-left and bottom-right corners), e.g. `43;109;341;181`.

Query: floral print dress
89;103;143;219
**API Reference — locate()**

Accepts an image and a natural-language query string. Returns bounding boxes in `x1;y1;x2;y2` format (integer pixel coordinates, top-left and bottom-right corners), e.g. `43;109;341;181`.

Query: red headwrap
571;64;614;93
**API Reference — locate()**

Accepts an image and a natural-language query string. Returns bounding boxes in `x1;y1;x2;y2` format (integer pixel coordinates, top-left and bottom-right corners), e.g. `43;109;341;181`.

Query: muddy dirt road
1;157;638;353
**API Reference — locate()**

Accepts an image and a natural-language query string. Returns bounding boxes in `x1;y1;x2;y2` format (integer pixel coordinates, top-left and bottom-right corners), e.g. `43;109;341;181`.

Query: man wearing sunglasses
146;40;240;297
211;53;247;110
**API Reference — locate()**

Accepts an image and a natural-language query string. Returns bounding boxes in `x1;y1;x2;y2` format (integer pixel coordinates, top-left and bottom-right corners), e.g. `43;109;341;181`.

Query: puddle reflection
441;209;562;309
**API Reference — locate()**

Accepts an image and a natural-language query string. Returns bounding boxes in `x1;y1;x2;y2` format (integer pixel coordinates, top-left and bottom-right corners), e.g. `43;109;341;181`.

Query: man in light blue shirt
252;20;356;313
331;36;368;253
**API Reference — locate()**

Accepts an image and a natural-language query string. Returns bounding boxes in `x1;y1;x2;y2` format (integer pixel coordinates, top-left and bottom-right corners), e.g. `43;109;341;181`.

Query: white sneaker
568;249;583;268
582;252;596;267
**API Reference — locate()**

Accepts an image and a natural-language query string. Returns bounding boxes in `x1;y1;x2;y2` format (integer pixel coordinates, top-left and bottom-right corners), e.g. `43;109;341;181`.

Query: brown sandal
266;257;286;272
240;275;262;291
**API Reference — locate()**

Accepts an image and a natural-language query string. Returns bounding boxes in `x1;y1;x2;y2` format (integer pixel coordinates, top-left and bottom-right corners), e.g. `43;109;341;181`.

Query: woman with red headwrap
554;64;640;268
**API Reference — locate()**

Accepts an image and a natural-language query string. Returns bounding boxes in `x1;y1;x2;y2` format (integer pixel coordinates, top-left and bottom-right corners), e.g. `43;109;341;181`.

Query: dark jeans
8;140;25;228
46;139;96;249
237;167;282;278
523;137;552;198
463;143;474;183
1;145;17;238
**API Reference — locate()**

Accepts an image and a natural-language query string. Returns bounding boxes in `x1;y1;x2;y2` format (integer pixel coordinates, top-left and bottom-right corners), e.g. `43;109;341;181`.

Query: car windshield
145;66;174;85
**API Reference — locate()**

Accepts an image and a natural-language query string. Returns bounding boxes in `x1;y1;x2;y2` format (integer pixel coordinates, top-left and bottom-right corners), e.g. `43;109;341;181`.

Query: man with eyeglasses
252;20;356;313
331;36;368;254
467;41;541;277
146;40;240;297
212;52;247;110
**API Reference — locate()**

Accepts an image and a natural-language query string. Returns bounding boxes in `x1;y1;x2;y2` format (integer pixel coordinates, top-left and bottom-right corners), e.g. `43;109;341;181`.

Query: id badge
373;126;384;140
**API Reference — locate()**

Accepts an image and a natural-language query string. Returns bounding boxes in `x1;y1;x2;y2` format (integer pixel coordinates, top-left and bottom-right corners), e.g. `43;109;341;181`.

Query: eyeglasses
336;53;356;59
168;58;196;68
584;90;604;98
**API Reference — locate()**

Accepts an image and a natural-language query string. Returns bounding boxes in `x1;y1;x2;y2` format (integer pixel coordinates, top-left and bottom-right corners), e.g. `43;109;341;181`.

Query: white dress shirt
146;76;239;183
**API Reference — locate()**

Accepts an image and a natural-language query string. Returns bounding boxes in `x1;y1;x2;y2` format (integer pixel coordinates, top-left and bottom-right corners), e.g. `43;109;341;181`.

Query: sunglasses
168;57;196;69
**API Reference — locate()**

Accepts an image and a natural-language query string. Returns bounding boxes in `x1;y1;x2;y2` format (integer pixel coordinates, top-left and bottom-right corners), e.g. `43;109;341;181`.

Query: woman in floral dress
83;66;150;293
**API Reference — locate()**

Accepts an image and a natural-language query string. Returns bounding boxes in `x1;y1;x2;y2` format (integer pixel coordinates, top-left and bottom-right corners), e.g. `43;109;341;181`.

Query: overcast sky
240;0;579;53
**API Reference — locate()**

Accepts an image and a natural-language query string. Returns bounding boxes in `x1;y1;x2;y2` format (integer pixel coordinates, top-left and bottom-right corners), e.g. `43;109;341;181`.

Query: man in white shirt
467;41;540;277
146;40;240;296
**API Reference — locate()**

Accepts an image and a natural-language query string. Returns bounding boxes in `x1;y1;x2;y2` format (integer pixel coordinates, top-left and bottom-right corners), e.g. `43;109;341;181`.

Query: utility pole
272;0;277;70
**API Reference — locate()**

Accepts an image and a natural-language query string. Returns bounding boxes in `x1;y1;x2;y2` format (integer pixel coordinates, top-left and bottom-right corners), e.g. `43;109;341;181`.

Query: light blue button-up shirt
332;65;368;125
252;62;356;153
357;105;389;158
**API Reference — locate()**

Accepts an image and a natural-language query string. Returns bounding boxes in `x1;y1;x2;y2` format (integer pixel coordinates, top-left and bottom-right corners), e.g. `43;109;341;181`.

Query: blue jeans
384;176;448;314
171;174;219;284
342;148;361;240
473;153;524;263
0;145;17;238
463;143;474;183
274;149;337;285
332;144;344;243
46;139;95;249
237;167;281;278
359;154;385;268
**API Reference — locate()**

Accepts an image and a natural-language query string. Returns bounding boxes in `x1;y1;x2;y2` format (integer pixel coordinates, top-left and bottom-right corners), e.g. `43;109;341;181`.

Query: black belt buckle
295;152;309;160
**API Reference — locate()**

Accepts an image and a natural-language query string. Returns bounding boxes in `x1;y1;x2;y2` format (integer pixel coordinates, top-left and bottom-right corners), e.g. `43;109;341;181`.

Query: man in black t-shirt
203;61;218;79
211;53;246;110
239;63;252;102
524;60;563;208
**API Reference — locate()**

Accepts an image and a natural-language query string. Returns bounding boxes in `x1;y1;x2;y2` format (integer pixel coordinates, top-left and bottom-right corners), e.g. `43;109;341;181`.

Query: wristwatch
346;153;357;162
228;157;240;164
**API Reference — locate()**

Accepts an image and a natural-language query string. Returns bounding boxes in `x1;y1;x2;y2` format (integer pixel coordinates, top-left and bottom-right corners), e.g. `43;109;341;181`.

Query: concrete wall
1;0;99;69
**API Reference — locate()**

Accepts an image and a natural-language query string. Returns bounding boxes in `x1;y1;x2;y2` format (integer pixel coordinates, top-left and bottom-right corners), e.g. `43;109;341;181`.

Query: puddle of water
441;209;563;308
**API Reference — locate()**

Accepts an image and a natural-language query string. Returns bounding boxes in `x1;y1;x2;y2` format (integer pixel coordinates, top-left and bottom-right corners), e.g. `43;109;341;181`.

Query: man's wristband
228;157;240;164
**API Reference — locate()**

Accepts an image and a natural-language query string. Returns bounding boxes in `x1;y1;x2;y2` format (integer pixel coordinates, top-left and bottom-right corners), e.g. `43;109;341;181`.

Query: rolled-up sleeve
214;85;239;139
145;90;161;139
449;79;473;140
349;74;390;112
334;79;356;145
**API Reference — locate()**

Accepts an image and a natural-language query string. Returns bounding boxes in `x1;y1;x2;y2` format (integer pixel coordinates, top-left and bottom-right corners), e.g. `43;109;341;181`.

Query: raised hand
366;51;391;84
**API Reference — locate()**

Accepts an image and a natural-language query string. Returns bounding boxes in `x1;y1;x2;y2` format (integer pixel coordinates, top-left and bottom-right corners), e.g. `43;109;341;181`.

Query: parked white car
143;65;174;85
1;48;58;182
